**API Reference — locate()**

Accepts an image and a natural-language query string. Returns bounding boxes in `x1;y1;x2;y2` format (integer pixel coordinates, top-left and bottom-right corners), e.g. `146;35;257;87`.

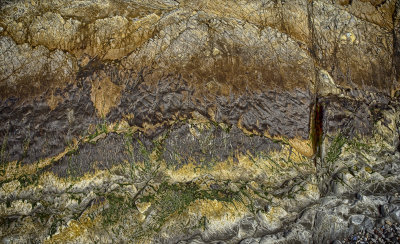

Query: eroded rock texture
0;0;400;243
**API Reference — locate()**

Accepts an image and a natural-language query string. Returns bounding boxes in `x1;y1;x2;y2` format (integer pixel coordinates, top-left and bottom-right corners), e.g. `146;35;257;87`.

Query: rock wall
0;0;400;243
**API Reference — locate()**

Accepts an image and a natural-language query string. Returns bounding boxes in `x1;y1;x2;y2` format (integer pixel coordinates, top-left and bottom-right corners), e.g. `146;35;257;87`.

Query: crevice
312;99;324;166
393;0;400;85
307;0;322;167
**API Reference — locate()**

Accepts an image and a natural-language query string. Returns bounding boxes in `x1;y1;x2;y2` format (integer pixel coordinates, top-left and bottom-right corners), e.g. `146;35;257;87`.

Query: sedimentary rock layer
0;0;399;243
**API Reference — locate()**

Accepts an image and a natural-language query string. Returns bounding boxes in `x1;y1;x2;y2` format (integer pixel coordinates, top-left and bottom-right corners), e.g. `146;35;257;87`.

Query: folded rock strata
0;0;399;243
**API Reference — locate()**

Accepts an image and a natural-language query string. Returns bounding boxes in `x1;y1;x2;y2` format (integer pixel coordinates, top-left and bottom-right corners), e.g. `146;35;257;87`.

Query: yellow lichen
1;180;20;193
187;199;247;222
45;217;100;243
0;199;32;216
136;201;152;214
237;117;314;158
365;166;373;173
340;32;356;44
165;147;313;184
0;139;79;182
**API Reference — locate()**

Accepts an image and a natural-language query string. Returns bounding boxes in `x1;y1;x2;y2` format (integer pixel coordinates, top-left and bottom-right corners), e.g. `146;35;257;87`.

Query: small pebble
342;221;400;243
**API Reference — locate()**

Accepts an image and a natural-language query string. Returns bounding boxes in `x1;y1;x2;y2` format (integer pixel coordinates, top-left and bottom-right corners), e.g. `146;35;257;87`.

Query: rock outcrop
0;0;399;243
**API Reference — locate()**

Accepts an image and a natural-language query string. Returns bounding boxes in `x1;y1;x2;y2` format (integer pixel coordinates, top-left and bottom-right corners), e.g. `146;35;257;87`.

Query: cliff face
0;0;400;243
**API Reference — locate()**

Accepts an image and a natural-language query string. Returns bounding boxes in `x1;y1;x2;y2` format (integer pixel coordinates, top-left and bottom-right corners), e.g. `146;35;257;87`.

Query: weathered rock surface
0;0;399;243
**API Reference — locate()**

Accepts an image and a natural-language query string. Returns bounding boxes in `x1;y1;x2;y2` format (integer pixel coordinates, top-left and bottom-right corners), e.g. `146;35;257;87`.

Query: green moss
102;193;135;226
1;135;8;165
98;119;292;239
87;121;109;142
347;139;372;156
18;173;39;187
136;181;244;235
65;147;79;156
101;177;247;240
210;120;220;128
113;121;120;131
325;133;347;164
69;194;82;205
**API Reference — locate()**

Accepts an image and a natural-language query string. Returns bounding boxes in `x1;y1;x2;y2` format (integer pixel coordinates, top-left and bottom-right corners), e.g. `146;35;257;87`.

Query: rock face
0;0;399;243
